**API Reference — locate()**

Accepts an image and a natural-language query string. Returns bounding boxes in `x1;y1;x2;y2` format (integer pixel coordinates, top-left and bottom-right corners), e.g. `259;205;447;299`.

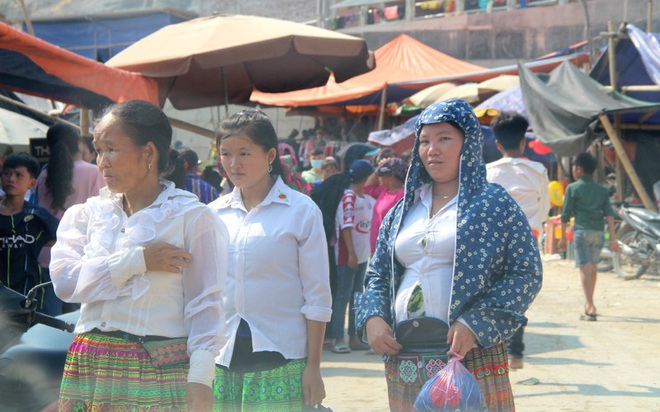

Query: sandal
580;311;597;321
332;343;351;354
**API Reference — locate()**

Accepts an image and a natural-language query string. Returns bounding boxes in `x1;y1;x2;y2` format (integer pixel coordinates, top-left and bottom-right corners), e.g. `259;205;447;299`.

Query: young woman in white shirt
51;100;228;412
210;109;332;412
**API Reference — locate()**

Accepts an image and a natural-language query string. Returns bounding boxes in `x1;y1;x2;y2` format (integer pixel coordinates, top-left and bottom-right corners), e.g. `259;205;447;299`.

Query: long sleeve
50;203;147;303
297;204;332;322
182;207;228;386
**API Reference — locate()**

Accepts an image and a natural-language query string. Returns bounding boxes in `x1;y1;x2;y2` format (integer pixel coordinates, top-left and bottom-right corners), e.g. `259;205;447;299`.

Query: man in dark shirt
559;152;619;321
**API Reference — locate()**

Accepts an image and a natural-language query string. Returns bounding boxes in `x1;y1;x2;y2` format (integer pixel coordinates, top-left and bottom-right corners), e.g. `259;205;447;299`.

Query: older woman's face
418;122;464;184
93;114;153;195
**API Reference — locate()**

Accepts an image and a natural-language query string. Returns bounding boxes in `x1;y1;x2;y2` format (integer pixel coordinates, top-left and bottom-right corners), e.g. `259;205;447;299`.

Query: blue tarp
590;24;660;124
27;10;193;62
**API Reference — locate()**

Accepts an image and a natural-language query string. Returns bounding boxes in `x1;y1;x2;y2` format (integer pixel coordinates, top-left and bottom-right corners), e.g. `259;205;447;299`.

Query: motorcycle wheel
613;231;648;279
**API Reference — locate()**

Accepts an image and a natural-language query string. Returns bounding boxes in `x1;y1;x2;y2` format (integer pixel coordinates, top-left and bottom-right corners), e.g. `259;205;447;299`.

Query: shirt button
100;322;107;327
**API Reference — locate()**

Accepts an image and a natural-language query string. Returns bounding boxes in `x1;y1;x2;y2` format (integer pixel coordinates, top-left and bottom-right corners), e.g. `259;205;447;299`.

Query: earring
148;162;152;171
267;163;273;174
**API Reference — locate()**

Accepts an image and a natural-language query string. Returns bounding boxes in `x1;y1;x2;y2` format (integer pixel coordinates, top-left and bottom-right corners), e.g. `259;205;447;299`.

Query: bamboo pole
607;21;626;203
0;94;80;130
377;87;387;131
599;115;656;211
168;117;215;139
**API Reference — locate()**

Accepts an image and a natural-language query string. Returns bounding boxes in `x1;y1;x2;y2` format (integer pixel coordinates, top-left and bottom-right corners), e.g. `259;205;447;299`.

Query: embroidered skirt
212;359;306;412
58;332;189;411
384;343;514;412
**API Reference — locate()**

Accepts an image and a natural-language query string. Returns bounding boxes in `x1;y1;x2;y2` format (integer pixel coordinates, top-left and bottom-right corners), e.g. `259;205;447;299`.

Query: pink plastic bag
414;357;488;412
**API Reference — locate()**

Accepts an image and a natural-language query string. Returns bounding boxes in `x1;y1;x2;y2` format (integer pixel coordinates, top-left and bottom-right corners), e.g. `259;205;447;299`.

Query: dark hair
3;152;40;179
202;166;223;193
574;151;597;175
98;100;173;175
164;149;186;189
82;136;96;163
216;109;286;183
311;148;325;157
180;148;199;172
490;111;529;150
45;123;81;210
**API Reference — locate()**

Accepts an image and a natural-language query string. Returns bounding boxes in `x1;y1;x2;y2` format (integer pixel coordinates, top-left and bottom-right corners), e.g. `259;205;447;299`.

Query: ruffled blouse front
50;181;228;386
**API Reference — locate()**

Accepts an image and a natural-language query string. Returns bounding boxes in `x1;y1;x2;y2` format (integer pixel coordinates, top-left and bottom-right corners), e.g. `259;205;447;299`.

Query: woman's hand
447;321;477;358
302;364;326;407
366;316;402;355
187;382;215;412
143;242;192;273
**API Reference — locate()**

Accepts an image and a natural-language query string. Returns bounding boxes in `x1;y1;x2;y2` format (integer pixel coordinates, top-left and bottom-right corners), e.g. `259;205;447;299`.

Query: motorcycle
612;206;660;280
0;281;76;412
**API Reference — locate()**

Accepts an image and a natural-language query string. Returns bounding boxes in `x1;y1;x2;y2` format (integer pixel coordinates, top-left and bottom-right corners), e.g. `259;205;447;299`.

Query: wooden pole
607;21;625;203
648;0;653;33
0;94;80;130
377;87;387;131
168;117;215;139
600;115;657;211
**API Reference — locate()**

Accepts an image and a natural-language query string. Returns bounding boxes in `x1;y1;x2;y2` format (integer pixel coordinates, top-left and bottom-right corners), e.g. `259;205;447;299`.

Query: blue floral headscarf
356;99;542;348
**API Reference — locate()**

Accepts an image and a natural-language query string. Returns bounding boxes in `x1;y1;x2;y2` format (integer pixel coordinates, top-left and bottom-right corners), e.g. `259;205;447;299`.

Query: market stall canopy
251;34;485;107
590;24;660;124
519;61;660;157
0;23;159;111
106;14;374;110
0;106;48;149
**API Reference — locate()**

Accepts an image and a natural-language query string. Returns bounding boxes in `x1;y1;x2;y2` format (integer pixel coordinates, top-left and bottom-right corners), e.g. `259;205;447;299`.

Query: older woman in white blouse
209;109;332;412
51;100;228;412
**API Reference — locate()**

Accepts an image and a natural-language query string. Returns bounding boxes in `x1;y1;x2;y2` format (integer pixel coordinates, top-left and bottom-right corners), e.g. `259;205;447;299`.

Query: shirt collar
217;176;293;210
99;180;197;209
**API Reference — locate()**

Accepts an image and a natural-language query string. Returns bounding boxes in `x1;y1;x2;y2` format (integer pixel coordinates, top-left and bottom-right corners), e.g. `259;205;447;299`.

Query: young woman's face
93;115;154;195
219;134;275;190
418;122;464;184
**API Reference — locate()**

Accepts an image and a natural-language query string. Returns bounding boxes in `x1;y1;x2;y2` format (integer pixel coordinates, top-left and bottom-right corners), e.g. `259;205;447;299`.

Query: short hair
321;157;339;170
490;111;529;150
311;148;325;157
574;152;597;175
3;152;40;178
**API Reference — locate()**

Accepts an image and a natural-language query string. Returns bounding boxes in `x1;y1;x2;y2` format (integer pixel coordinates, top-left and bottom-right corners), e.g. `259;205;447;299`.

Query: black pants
507;326;525;358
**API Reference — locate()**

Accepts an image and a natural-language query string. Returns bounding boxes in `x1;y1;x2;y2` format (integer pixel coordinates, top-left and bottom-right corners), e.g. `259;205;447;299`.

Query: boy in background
0;153;59;313
487;111;549;370
559;152;619;322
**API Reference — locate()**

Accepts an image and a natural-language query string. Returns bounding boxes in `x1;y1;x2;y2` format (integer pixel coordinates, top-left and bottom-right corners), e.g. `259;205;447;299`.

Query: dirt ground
319;259;660;411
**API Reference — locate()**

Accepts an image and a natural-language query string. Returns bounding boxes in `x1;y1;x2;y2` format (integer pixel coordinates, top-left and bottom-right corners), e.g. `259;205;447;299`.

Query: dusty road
320;259;660;411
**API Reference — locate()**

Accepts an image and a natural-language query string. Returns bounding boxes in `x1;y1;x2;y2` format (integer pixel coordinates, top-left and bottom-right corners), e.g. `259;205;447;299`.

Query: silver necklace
432;194;453;199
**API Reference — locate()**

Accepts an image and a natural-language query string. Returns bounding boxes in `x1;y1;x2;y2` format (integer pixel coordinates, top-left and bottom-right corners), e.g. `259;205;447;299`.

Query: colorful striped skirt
384;343;514;412
58;332;189;411
212;359;307;412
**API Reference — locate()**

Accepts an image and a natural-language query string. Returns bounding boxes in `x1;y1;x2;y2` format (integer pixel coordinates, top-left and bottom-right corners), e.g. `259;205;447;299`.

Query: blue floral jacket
355;99;543;348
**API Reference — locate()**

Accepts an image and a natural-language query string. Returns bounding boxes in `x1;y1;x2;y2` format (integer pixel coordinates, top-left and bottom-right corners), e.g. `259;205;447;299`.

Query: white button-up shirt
50;182;228;386
209;177;332;367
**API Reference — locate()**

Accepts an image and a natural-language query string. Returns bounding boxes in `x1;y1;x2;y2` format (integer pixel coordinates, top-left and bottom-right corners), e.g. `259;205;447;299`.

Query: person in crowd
81;136;97;164
181;148;219;204
559;152;619;321
320;157;340;182
210;109;332;411
327;159;375;354
486;111;550;370
164;149;187;189
36;123;105;314
355;99;542;412
366;157;407;253
50;100;228;411
302;148;325;183
299;128;328;169
0;152;58;312
202;165;224;194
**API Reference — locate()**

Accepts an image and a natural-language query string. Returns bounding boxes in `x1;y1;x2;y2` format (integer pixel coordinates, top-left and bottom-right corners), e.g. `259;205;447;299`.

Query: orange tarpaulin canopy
251;34;486;107
0;23;159;110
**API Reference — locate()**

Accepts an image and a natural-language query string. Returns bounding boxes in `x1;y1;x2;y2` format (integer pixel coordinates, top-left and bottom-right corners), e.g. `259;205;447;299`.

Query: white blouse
50;181;228;387
209;177;332;367
394;184;457;326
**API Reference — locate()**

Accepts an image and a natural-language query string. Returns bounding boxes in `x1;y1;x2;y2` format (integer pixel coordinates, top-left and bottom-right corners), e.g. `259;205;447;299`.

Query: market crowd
0;98;623;412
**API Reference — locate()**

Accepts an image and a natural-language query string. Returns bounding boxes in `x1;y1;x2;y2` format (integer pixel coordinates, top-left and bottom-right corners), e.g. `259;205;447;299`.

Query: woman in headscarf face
355;99;542;411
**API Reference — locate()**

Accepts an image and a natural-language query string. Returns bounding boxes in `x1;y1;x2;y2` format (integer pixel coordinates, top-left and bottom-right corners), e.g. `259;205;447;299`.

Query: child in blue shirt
0;152;59;313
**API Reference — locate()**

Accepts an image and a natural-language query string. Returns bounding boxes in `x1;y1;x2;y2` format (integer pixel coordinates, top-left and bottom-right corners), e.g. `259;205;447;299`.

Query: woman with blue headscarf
355;99;542;411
